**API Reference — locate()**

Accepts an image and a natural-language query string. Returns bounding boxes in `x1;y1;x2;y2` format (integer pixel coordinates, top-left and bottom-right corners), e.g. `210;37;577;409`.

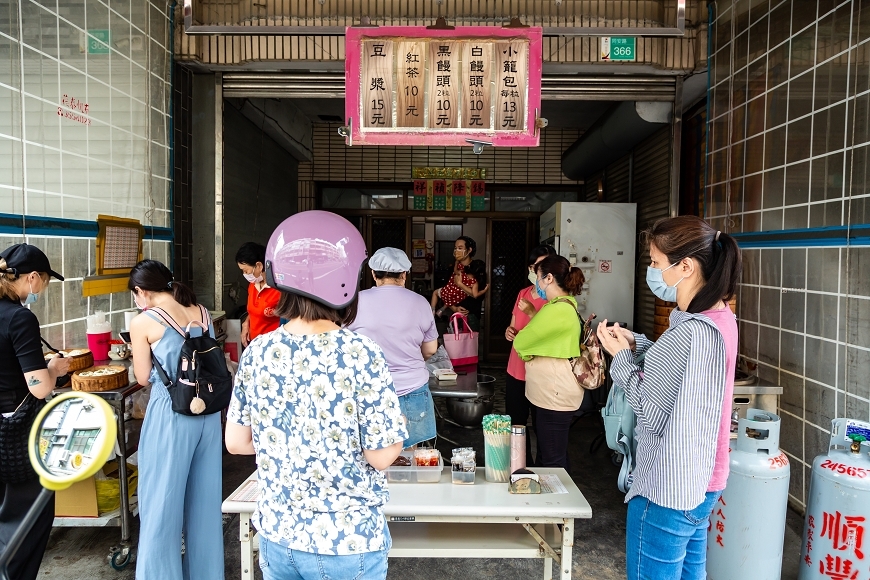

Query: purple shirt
348;285;438;396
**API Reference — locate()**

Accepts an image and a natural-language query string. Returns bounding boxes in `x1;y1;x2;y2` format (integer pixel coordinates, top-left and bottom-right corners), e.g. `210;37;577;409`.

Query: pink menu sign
345;26;543;147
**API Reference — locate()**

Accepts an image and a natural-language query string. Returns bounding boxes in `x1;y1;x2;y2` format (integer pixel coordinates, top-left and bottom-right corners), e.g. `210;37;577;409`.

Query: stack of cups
482;414;512;483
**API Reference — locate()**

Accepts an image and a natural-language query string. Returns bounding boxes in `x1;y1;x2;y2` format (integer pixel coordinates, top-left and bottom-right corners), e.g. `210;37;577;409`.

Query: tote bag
442;313;478;367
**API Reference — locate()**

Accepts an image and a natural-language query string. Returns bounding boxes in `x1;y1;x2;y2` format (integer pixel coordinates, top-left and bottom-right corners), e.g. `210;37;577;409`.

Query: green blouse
513;296;582;361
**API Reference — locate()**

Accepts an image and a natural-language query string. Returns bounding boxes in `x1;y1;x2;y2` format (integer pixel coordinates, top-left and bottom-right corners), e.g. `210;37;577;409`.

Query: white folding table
222;467;592;580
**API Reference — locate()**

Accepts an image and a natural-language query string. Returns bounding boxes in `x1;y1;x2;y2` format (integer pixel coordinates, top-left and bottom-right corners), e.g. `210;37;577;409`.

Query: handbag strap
449;312;473;337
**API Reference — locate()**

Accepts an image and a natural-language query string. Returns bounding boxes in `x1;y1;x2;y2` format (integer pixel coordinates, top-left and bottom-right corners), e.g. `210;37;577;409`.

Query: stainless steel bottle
510;425;526;474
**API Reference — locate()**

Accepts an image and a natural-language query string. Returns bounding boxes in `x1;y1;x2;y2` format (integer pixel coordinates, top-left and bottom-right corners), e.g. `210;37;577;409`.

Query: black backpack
148;306;233;416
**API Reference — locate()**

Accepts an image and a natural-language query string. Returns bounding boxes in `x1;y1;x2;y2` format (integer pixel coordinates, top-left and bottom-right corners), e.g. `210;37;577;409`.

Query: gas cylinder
798;419;870;580
707;408;791;580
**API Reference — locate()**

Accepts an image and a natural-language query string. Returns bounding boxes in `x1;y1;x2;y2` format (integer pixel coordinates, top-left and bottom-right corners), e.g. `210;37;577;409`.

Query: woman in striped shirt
596;216;741;580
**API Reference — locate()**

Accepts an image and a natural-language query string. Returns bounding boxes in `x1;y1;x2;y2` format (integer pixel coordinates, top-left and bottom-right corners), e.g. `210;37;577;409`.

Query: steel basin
446;397;494;427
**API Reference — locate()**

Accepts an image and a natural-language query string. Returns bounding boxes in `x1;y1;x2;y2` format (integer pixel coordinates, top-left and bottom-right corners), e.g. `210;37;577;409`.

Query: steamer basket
45;349;94;372
72;365;129;392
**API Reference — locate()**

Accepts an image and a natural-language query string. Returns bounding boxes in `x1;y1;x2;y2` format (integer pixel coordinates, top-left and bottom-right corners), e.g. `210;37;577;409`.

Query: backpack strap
146;307;186;338
144;307;183;387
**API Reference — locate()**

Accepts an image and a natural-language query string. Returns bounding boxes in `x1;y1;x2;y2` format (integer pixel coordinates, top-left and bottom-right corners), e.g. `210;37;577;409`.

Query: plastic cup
87;330;112;361
484;433;511;482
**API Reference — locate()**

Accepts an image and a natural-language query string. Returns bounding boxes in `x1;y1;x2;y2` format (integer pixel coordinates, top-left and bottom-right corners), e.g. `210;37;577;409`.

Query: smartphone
119;331;131;343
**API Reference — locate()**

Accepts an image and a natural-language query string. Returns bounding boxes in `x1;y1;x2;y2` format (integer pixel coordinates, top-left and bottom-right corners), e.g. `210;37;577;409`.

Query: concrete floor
36;366;805;579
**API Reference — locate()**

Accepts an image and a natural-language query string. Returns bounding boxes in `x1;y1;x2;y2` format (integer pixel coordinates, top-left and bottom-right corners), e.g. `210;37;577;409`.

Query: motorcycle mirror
28;392;116;491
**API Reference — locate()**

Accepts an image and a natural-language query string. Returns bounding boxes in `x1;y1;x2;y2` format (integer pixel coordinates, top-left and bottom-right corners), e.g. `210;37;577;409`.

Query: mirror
28;392;117;491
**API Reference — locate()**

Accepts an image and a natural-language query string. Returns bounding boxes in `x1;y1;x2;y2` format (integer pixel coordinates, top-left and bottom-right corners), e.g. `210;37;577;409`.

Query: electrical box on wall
540;202;637;329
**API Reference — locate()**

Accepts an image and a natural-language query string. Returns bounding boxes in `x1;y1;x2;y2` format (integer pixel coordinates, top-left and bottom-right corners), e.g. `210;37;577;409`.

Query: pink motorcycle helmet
264;211;368;310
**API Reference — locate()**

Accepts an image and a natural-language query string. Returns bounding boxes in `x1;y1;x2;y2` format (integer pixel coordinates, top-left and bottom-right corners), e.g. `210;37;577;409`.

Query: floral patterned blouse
227;326;408;555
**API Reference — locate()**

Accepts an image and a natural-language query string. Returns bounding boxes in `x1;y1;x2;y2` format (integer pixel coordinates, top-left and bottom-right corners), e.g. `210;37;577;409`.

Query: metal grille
488;220;530;355
190;0;691;29
632;126;671;336
173;64;195;286
179;1;705;69
370;218;407;256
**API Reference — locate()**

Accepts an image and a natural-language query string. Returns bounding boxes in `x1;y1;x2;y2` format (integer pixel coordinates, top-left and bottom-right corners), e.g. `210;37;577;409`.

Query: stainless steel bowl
446;397;494;427
476;374;496;398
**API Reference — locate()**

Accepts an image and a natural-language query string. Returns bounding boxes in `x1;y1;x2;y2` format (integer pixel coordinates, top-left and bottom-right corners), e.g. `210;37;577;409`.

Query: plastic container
385;451;442;483
86;311;112;360
86;331;112;361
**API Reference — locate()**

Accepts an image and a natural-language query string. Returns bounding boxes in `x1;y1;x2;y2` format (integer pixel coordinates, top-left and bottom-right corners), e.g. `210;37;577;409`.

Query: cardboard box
55;476;99;517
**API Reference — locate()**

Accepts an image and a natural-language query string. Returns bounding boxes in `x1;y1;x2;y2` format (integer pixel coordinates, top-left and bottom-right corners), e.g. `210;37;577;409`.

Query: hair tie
715;231;721;241
167;281;173;289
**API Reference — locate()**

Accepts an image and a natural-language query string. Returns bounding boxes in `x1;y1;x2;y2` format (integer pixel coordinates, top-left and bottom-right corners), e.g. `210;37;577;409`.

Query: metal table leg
432;401;459;446
560;519;574;580
115;402;131;543
240;513;255;580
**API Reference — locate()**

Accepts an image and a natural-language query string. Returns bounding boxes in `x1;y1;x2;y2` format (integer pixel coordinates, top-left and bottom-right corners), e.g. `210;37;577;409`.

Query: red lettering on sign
768;452;790;469
821;511;865;560
57;93;91;125
819;459;868;479
819;554;859;579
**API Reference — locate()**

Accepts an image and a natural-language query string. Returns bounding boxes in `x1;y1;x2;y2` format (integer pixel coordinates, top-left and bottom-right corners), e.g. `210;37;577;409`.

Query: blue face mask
534;278;548;300
22;280;38;306
646;263;683;302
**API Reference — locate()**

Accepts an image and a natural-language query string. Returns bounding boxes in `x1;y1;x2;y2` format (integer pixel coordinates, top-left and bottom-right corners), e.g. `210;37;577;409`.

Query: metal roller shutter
584;171;603;202
631;127;671;336
222;72;676;101
605;157;631;203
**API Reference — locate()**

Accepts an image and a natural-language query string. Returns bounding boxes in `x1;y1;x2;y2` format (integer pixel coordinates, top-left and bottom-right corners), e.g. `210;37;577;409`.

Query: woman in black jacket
0;244;68;580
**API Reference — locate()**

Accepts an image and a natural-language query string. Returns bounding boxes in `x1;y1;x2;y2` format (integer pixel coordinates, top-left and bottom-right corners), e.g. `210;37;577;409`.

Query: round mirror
28;392;117;491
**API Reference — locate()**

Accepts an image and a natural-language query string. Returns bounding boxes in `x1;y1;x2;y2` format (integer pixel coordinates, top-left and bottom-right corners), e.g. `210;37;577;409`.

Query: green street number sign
601;37;636;61
87;30;110;55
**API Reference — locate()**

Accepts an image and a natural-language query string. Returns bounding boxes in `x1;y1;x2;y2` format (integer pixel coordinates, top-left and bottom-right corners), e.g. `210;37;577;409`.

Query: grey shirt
610;309;727;511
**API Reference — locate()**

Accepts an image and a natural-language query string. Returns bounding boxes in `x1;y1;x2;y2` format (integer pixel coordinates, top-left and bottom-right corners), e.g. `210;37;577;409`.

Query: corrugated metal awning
221;72;676;101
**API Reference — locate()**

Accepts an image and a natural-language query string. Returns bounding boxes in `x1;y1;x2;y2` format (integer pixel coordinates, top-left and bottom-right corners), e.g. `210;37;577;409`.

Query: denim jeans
397;385;437;448
626;491;721;580
259;537;389;580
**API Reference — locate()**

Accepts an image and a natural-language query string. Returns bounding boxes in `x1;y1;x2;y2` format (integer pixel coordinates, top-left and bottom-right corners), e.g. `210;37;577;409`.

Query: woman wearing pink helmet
225;211;407;580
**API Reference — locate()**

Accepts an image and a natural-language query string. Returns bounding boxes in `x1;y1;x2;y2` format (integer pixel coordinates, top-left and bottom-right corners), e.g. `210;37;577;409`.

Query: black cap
0;244;64;281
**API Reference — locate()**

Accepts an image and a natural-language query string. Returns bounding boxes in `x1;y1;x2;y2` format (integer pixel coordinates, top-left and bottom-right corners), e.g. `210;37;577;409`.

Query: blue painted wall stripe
0;214;173;242
730;224;870;248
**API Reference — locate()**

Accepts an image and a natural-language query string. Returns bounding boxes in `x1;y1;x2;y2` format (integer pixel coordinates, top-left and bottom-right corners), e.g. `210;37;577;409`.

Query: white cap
369;247;412;273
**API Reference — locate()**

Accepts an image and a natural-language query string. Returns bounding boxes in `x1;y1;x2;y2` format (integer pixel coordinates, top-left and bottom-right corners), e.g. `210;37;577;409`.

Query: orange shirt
247;282;281;340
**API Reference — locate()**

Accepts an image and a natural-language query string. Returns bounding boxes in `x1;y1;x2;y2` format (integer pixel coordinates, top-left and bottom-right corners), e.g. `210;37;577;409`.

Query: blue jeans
397;385;437;447
259;537;388;580
626;491;721;580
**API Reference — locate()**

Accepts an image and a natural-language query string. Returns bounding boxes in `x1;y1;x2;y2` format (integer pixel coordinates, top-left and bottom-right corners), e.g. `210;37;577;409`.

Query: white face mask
132;291;146;311
243;273;263;283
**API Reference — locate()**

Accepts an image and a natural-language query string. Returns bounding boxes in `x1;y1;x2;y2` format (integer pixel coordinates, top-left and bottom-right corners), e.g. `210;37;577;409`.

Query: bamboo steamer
44;349;94;372
653;297;737;339
71;365;129;392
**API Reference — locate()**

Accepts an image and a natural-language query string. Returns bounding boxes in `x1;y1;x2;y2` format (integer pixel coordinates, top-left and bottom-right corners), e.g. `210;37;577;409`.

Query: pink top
506;286;549;380
704;305;739;492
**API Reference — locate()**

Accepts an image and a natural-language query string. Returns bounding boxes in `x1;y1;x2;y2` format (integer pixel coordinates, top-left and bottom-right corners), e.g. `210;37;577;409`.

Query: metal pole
0;488;54;580
116;402;130;542
669;76;683;218
214;73;224;311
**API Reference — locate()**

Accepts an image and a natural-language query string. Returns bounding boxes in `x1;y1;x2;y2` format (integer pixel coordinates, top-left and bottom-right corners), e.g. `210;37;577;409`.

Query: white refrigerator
540;202;638;329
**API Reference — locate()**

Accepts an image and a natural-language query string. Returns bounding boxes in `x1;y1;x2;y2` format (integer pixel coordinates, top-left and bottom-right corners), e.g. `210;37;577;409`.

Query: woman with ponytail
513;255;585;471
596;216;741;580
128;260;224;579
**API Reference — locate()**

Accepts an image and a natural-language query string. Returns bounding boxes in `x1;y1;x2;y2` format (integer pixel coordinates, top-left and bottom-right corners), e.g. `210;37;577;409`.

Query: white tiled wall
1;1;173;340
708;0;870;510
